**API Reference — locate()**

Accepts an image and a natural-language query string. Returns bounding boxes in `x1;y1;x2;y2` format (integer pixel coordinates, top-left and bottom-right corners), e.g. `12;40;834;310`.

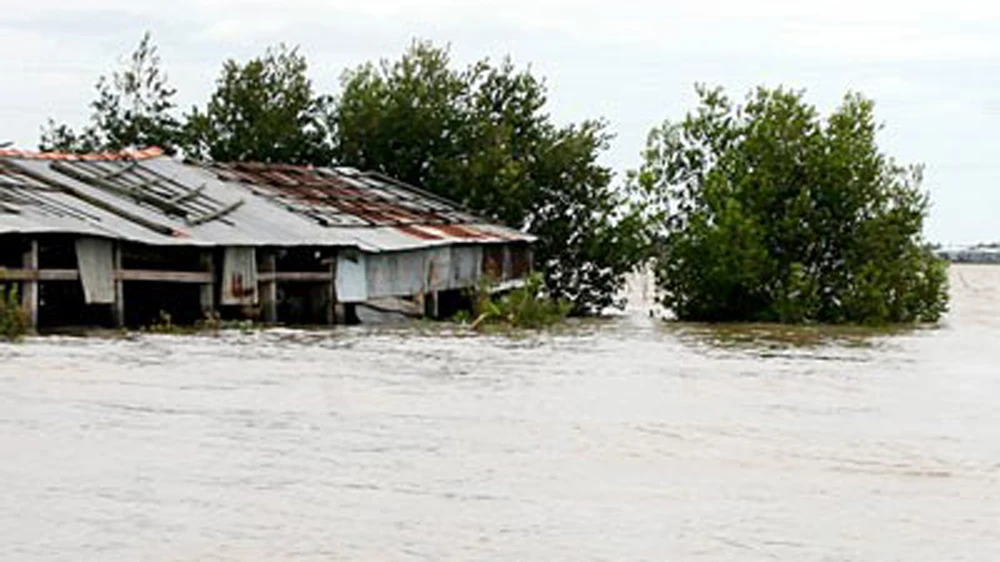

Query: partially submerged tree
40;32;181;153
634;85;948;324
334;41;651;314
184;45;334;165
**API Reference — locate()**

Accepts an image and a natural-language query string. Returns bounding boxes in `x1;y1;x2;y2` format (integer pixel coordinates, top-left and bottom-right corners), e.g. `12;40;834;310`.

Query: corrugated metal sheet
221;247;258;305
204;162;534;251
336;252;368;303
75;237;115;304
0;156;359;248
0;152;534;254
361;245;492;300
0;147;164;161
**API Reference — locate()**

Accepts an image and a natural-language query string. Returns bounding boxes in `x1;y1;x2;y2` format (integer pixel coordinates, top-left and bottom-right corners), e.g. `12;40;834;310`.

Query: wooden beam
187;199;244;226
116;270;213;283
0;269;213;283
21;240;38;328
258;271;334;283
0;269;77;281
8;161;178;236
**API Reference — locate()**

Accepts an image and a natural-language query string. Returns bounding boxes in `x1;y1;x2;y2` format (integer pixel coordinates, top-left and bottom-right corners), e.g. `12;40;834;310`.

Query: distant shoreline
936;248;1000;264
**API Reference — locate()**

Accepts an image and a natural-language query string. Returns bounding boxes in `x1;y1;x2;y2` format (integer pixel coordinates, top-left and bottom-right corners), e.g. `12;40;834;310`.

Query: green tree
334;41;650;314
40;32;181;153
184;45;334;165
633;85;948;324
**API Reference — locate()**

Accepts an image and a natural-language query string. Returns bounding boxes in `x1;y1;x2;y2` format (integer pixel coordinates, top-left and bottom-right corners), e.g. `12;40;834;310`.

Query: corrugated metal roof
0;147;164;161
0;151;534;252
203;162;533;251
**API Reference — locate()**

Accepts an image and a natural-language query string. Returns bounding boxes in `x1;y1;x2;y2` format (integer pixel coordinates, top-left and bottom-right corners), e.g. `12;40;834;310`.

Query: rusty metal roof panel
203;161;534;251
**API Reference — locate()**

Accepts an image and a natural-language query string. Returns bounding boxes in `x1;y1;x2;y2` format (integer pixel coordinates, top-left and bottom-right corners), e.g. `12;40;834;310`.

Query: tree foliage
40;32;181;153
184;45;334;165
634;85;948;324
0;285;29;341
334;41;650;314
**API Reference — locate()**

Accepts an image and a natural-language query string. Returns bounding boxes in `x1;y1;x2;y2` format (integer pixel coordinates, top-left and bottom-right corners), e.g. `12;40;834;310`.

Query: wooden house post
327;259;337;325
21;239;39;328
200;251;216;319
112;242;125;328
260;252;278;324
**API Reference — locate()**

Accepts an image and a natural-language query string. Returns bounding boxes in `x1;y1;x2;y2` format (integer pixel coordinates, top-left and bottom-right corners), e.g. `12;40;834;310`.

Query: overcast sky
2;0;998;243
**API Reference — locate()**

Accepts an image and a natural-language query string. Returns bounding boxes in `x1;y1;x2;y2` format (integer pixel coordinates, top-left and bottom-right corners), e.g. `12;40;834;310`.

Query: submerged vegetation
633;86;949;324
0;285;30;341
455;273;572;331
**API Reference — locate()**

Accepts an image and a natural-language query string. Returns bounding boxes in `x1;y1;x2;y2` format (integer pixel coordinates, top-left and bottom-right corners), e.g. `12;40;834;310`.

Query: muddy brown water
1;264;998;561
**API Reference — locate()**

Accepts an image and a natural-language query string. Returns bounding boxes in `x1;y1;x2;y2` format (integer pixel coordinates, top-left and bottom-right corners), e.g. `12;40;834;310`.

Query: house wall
0;233;534;329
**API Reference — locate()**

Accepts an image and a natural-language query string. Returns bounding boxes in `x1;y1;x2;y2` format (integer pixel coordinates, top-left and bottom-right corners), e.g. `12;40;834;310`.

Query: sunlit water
2;265;999;561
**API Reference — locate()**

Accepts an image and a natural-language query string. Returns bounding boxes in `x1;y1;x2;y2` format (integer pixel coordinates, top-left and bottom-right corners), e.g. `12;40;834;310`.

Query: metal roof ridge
0;146;165;161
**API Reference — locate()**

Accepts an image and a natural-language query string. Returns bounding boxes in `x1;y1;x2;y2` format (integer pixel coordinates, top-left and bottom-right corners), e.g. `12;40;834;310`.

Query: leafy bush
460;273;572;330
634;85;949;324
0;285;30;341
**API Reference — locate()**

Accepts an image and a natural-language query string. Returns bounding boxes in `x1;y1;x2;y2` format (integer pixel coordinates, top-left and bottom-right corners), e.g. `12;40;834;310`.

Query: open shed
0;148;533;330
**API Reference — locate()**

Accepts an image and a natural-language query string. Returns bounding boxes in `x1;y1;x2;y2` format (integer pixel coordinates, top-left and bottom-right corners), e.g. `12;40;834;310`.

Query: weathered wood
259;253;278;324
0;269;212;283
7;161;177;236
199;251;215;316
327;260;337;325
430;291;440;320
116;270;213;283
94;161;139;182
0;269;76;281
21;240;38;328
169;184;206;206
50;162;188;218
112;243;124;328
187;199;244;226
258;271;334;283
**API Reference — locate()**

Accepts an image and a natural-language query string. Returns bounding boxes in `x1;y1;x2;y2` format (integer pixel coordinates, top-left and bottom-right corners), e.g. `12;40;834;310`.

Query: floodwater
1;265;998;561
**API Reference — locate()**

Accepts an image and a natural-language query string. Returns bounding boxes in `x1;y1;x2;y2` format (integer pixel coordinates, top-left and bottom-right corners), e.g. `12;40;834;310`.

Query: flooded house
0;148;533;330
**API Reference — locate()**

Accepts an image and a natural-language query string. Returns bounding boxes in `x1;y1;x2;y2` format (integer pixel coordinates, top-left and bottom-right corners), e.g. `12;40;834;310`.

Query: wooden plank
8;161;178;236
187;199;245;226
116;270;213;283
0;269;213;283
39;269;78;281
0;269;72;281
0;268;43;281
258;271;334;283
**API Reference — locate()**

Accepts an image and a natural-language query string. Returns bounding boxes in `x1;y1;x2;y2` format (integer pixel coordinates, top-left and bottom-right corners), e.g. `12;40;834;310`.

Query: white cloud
2;0;999;241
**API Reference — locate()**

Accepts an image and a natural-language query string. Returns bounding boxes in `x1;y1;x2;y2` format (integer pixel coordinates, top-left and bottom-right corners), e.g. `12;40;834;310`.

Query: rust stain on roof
0;147;165;161
428;223;489;240
394;224;444;240
207;161;486;232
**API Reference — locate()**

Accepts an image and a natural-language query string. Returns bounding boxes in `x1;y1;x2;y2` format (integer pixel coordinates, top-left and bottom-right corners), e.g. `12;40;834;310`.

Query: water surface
1;265;998;560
